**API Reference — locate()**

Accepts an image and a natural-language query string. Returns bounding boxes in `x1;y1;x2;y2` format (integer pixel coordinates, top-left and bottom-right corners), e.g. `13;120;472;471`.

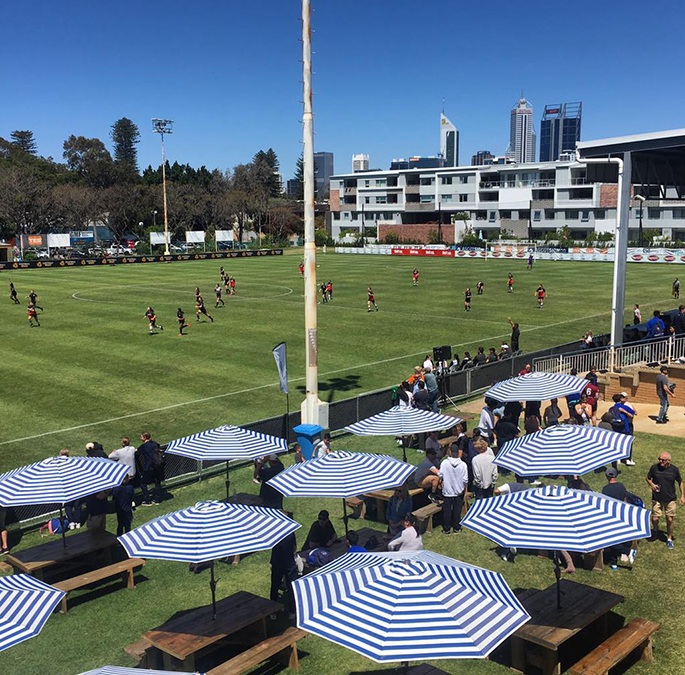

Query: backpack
607;405;625;431
307;547;332;568
151;444;165;468
626;492;644;509
49;517;70;534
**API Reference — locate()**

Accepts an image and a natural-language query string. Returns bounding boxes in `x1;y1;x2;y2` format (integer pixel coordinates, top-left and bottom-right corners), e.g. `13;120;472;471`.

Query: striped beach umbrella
119;500;299;618
344;406;461;461
293;550;530;663
77;667;201;675
0;574;65;653
0;456;130;548
485;372;586;402
166;425;288;499
494;425;634;476
462;484;650;606
267;451;416;535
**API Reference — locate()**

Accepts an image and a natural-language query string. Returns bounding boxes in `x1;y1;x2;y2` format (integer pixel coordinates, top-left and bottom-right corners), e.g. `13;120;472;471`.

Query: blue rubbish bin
294;423;324;460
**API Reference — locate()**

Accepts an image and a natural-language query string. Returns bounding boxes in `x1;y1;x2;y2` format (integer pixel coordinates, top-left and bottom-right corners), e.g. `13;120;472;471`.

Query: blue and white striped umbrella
462;484;651;552
118;500;300;563
485;372;587;402
293;550;530;663
0;456;129;506
344;406;461;437
494;425;634;476
0;574;65;652
77;667;201;675
267;451;415;498
165;424;287;461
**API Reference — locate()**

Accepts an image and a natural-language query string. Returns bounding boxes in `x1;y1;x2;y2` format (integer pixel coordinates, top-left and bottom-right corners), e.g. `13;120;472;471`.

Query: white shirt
438;456;468;497
478;406;495;434
398;390;414;408
423;359;433;371
109;446;137;477
387;526;424;551
472;450;498;489
314;439;330;459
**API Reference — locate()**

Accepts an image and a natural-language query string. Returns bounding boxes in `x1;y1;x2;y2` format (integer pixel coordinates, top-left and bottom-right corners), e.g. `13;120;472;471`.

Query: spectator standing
494;414;519;450
472;438;498;498
313;433;332;458
582;377;600;423
386;485;413;536
647;453;684;549
109;438;137;479
387;514;423;551
655;366;674;424
270;524;298;618
611;393;637;465
397;381;414;408
525;400;542;423
585;366;599;387
543;398;563;427
602;468;628;501
137;432;165;505
425;431;441;457
647;310;665;338
438;447;468;534
508;319;520;353
86;491;108;531
478;399;497;442
673;305;685;334
0;506;9;554
633;304;642;325
423;367;439;413
504;400;523;427
293;443;305;464
423;355;434;371
414;449;441;504
258;455;286;509
524;415;540;435
112;476;134;536
414;380;429;410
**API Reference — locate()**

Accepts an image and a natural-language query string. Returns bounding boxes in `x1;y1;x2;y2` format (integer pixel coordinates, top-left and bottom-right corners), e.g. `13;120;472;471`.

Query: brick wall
378;224;455;244
329;189;340;211
599;184;618;209
599;365;685;406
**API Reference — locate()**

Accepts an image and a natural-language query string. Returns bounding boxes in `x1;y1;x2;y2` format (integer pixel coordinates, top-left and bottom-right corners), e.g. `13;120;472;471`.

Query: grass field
1;251;681;471
0;431;682;675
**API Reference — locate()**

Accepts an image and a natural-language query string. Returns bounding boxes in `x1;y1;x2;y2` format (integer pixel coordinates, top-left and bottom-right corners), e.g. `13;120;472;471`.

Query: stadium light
152;118;174;255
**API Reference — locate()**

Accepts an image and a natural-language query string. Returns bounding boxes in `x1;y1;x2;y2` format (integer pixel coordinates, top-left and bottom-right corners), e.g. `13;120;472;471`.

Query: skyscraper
539;102;582;162
352;153;370;172
471;150;494;166
313;152;334;196
440;113;459;167
505;97;536;163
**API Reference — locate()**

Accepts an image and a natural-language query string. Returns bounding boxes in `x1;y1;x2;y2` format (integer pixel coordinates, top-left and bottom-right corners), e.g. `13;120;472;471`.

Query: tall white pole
301;0;320;424
161;135;170;256
611;152;631;347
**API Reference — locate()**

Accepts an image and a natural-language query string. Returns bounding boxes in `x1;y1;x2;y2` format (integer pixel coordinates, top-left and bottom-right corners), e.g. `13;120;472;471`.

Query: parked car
106;244;134;256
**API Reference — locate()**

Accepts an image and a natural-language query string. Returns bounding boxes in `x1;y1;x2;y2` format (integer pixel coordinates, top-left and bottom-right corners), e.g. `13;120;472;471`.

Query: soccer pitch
1;251;677;471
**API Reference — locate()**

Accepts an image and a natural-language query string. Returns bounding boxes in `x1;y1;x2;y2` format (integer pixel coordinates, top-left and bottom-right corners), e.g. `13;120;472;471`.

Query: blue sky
1;0;683;180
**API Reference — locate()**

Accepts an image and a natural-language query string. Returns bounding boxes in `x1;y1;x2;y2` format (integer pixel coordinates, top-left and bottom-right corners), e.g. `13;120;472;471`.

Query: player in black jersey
177;308;190;336
144;306;163;334
10;282;19;304
214;284;225;307
464;287;472;311
195;296;214;322
476;281;484;295
27;289;43;311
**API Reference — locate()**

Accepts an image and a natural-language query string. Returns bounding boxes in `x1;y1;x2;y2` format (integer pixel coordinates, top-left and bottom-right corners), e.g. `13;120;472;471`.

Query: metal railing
533;336;685;374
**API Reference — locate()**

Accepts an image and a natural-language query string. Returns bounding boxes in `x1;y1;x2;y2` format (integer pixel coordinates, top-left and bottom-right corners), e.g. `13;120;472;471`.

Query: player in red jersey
27;302;40;327
367;286;378;312
412;268;419;286
536;284;546;309
326;280;333;301
299;262;305;277
507;273;514;293
144;306;163;334
195;296;214;323
229;277;236;295
177;308;190;336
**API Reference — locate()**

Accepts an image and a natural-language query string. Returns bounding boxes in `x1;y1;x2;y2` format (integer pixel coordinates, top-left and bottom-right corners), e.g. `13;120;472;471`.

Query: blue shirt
646;317;665;337
386;496;413;525
348;545;367;553
614;402;635;434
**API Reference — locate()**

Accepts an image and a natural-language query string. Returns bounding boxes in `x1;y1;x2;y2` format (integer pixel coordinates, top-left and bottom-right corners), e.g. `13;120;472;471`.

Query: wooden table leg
641;636;654;662
510;636;526;672
256;617;268;642
541;648;561;675
376;499;386;523
182;654;195;672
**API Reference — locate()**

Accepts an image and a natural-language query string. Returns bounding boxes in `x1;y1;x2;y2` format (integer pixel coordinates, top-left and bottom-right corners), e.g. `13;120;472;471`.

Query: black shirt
494;419;519;447
113;484;134;514
511;326;520;350
504;401;523;421
414;389;429;410
473;353;486;366
270;531;297;569
602;482;628;502
647;463;682;503
259;461;285;508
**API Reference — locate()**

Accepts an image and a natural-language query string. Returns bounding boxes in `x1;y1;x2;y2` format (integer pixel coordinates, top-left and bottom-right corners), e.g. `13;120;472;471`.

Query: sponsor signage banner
0;249;283;271
214;229;234;242
150;232;168;245
47;233;70;248
185;231;206;244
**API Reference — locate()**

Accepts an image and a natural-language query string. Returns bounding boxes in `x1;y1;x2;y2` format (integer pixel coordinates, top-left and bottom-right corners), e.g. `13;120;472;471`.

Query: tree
63;135;116;188
0;168;57;239
52;184;102;233
293;154;304;200
253;149;281;198
102;183;142;242
110;117;141;176
10;130;37;155
267;204;301;241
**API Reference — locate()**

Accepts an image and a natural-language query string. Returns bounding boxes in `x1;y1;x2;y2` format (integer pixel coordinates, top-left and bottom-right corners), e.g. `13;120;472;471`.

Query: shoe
428;493;440;505
442;530;451;535
667;539;675;549
75;523;81;528
530;480;543;487
452;528;461;534
500;552;509;562
141;501;153;506
656;419;667;424
628;548;637;564
153;500;161;505
624;459;636;466
610;564;619;571
253;478;260;484
510;547;517;556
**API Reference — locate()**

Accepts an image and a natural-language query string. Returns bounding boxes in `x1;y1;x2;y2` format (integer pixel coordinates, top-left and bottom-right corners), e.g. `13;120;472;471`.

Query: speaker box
441;345;452;360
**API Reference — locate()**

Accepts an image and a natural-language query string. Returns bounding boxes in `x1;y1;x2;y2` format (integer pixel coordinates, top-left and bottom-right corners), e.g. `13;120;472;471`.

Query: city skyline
1;1;683;181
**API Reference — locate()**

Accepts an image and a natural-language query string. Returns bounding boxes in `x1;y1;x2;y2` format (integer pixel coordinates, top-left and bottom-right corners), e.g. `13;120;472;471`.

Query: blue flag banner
272;342;288;394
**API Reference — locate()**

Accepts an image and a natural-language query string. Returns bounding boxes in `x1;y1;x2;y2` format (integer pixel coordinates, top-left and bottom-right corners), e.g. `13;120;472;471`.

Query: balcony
570;177;592;186
405;203;437;212
343;186;357;195
404;184;420;194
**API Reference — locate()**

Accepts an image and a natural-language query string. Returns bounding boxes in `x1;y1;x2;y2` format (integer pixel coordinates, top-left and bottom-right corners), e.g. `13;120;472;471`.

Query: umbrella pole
60;505;67;549
554;551;562;609
402;436;407;463
225;461;230;501
210;562;218;620
342;498;349;537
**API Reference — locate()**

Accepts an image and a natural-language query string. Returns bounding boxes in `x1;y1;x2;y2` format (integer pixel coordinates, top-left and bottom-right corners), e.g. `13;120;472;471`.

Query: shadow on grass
65;572;149;612
295;375;362;400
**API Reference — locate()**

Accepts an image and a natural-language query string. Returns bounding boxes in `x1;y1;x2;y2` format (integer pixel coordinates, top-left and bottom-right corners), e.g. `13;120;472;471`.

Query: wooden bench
569;618;660;675
413;503;442;534
344;497;366;520
124;637;153;668
53;557;144;614
208;627;308;675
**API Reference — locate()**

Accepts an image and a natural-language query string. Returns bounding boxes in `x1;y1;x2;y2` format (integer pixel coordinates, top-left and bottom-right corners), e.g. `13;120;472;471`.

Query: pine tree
293;154;304;200
10;130;37;155
110;117;141;174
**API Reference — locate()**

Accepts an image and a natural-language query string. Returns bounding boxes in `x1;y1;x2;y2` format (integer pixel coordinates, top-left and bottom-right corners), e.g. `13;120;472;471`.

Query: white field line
0;306;631;447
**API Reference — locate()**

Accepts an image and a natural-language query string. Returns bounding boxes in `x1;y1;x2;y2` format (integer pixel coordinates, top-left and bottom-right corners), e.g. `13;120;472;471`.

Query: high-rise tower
440;113;459;167
539;102;582;162
505;97;536;163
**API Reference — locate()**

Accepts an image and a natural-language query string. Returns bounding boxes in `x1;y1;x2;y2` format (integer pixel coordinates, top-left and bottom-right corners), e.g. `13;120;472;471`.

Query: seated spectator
305;510;337;549
414;449;441;504
414;380;430;410
543;398;563;427
449;356;461;373
386;485;413;536
472;438;498;498
425;431;441;456
258;455;285;509
567;475;591;490
460;352;473;369
397;381;414;408
346;530;367;553
387;514;423;551
574;394;593;426
486;347;499;363
86;442;108;459
499;342;512;359
473;347;487;366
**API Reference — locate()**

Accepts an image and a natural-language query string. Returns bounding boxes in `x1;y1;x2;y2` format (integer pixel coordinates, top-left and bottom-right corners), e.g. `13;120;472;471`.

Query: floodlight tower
152;118;173;255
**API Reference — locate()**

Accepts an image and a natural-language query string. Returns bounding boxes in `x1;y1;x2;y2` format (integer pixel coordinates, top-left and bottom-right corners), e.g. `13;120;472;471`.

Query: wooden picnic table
4;530;119;580
363;487;424;522
511;580;624;675
226;492;264;507
143;590;282;672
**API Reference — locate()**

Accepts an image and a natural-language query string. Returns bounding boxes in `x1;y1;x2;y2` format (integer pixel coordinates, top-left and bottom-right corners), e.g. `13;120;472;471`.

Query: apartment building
328;158;685;242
